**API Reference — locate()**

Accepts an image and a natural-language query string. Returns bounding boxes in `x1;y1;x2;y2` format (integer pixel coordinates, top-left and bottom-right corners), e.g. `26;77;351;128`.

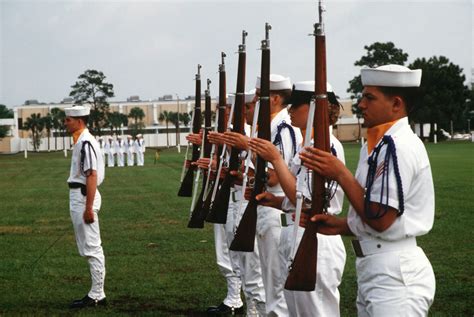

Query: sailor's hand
299;147;344;181
223;132;249;150
83;209;95;224
310;214;348;236
229;169;243;186
255;191;278;208
186;132;202;145
248;138;280;163
208;131;225;145
193;158;211;170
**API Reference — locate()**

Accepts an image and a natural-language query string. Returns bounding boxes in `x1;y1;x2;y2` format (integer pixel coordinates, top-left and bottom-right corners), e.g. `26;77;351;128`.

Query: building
1;97;217;153
1;97;365;153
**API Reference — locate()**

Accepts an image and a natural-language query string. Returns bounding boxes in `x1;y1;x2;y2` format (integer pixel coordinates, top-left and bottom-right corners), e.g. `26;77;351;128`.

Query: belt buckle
351;239;365;257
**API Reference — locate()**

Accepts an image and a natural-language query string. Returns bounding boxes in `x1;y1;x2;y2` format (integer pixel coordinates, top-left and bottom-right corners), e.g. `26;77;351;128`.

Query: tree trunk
166;121;169;147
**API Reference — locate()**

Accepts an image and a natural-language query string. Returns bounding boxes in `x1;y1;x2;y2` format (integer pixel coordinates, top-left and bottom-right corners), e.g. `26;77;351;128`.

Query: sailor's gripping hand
300;147;346;182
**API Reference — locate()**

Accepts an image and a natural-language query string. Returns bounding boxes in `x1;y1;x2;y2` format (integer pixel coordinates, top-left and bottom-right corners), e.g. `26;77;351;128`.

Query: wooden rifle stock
201;53;227;216
188;79;213;228
230;23;271;252
285;3;330;291
207;31;247;224
178;65;202;197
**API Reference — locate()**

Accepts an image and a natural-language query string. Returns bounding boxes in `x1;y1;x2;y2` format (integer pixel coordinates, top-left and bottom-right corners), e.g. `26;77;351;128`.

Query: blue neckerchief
364;135;404;219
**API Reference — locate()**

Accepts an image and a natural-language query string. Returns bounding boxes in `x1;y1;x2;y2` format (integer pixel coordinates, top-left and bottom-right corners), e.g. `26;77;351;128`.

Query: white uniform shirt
67;129;105;186
347;117;435;241
266;108;303;195
114;139;125;154
281;133;345;215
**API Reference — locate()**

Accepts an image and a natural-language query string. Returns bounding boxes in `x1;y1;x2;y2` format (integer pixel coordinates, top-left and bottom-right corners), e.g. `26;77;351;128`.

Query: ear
392;96;404;114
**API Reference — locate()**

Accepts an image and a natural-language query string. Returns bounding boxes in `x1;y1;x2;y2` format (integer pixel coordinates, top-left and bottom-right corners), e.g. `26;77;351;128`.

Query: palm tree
159;110;172;147
41;114;54;152
108;111;128;135
128;107;145;137
50;108;63;150
23;113;44;151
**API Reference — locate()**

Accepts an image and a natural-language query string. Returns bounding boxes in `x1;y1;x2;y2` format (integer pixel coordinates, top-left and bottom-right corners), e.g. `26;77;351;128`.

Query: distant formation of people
99;134;145;167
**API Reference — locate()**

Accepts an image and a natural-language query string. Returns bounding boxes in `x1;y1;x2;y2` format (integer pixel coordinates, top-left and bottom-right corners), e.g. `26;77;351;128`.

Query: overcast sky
0;0;472;108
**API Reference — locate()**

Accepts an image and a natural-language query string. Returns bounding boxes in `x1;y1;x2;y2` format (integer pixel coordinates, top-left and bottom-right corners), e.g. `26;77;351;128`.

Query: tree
128;107;145;137
69;69;114;136
409;56;469;139
0;105;13;140
0;105;13;118
347;42;409;138
23;113;44;151
168;112;181;146
107;111;128;135
50;107;65;150
41;113;54;151
159;110;172;147
180;112;191;127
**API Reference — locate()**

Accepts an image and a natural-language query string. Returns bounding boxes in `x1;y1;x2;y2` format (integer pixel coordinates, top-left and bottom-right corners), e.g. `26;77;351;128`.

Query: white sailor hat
127;135;132;138
245;89;256;103
136;134;143;138
255;74;292;90
64;105;90;117
226;94;235;106
361;64;422;87
292;81;333;93
107;135;113;140
289;81;336;106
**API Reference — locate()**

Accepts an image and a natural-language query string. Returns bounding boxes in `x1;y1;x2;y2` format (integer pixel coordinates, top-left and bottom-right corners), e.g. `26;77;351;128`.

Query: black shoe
69;295;107;309
206;302;244;315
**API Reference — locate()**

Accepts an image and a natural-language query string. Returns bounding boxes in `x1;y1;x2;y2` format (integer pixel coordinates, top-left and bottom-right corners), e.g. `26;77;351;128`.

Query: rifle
188;79;213;228
230;23;271;252
206;30;247;224
178;64;202;197
201;53;227;214
285;0;331;291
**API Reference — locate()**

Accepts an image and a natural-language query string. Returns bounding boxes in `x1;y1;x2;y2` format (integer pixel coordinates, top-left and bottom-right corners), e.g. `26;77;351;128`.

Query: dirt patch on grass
0;226;33;234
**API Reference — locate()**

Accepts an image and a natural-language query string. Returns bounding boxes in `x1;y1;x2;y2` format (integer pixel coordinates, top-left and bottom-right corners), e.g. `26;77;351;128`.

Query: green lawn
0;142;472;316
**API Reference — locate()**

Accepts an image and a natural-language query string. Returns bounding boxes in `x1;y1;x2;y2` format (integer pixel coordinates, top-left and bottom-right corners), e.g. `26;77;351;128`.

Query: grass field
0;142;473;316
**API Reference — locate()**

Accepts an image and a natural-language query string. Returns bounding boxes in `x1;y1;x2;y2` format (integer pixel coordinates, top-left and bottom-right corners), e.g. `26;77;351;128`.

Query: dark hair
289;89;341;125
77;116;89;125
377;86;422;114
271;89;292;105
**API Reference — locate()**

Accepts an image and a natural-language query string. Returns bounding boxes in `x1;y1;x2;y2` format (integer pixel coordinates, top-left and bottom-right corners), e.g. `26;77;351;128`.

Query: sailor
114;135;125;167
134;134;145;166
301;65;436;316
63;105;106;309
249;81;346;316
200;94;246;315
125;135;135;166
218;91;267;316
251;74;302;316
97;136;106;163
104;136;115;167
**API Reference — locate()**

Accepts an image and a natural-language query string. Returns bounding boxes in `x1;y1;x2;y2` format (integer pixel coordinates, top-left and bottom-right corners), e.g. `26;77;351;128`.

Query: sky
0;0;472;108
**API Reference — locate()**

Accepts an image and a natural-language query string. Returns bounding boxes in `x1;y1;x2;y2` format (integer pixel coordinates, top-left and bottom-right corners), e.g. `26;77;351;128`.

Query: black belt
68;182;87;196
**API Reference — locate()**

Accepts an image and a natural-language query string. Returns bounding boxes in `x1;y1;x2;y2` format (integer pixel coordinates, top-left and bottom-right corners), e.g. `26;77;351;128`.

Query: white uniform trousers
256;205;288;317
137;152;144;166
279;225;346;317
116;152;124;167
127;151;134;166
69;188;106;300
214;223;244;309
229;186;266;316
356;246;435;317
107;153;115;167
